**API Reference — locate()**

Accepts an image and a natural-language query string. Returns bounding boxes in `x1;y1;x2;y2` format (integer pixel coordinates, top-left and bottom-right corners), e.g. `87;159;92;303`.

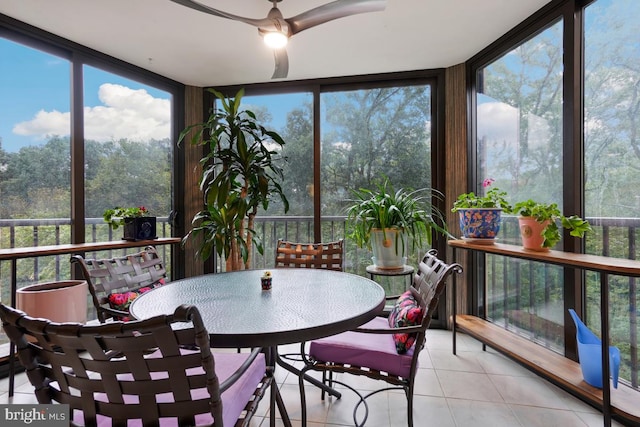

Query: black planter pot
123;217;157;241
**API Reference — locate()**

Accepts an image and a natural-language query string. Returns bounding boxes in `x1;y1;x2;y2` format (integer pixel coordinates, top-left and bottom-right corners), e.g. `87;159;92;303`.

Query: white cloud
477;101;519;143
12;84;170;142
477;100;550;149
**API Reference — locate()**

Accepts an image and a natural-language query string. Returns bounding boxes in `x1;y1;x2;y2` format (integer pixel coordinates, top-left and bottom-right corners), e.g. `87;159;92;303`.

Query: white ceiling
0;0;552;87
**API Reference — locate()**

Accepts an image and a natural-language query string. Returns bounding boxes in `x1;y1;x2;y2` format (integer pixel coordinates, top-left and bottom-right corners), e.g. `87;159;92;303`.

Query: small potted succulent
452;178;511;241
511;199;592;251
103;206;157;241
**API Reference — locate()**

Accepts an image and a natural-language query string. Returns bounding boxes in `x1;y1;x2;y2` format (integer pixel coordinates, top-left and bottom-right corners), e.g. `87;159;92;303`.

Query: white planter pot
370;228;407;270
16;280;88;323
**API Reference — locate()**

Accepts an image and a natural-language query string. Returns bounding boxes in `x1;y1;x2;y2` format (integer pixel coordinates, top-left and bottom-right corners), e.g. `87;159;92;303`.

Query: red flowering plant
103;206;150;230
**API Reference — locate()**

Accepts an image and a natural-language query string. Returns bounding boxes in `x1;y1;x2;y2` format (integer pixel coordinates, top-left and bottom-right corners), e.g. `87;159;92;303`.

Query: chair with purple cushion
298;249;462;427
0;303;274;427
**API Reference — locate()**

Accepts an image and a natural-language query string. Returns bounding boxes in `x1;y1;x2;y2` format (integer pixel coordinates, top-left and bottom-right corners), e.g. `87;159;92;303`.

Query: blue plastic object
568;309;620;389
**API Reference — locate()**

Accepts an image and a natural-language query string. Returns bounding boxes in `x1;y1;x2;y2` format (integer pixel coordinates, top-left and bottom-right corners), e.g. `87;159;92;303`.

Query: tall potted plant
179;88;289;270
346;178;448;269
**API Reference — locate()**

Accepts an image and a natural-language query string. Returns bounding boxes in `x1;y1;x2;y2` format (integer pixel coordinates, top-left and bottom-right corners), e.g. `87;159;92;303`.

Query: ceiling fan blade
272;48;289;79
287;0;386;35
169;0;270;28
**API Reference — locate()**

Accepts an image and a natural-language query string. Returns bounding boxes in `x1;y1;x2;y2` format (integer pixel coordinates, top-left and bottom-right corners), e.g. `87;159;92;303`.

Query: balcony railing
0;215;638;391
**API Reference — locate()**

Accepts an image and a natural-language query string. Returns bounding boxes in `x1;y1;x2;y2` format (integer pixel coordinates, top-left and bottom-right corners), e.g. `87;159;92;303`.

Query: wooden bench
455;314;640;426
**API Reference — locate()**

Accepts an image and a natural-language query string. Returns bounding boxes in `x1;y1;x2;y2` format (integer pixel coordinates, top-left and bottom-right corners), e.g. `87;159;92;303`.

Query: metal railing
0;215;638;390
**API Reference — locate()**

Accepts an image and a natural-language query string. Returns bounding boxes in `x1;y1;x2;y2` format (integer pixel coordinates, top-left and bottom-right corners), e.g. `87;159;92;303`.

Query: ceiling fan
169;0;386;79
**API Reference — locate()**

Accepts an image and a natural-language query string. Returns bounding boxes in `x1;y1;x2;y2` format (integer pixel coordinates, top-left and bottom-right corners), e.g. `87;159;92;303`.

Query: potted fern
346;178;448;269
512;199;592;250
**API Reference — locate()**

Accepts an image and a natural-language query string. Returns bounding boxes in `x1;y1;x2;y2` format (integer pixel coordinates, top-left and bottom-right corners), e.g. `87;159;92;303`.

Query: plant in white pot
346;178;448;269
451;178;511;242
511;199;592;251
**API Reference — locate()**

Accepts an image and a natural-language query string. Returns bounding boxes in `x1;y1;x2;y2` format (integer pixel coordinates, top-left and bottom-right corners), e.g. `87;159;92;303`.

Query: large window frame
0;13;186;277
213;70;447;253
467;0;614;361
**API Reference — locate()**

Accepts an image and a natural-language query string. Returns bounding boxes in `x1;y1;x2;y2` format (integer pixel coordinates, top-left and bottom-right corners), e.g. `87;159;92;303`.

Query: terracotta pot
457;208;502;239
518;217;551;251
17;280;88;323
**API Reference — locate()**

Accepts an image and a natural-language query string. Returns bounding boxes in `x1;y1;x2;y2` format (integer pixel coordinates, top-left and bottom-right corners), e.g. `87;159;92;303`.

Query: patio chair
0;303;274;427
71;246;167;322
275;239;344;271
274;238;345;392
298;249;462;427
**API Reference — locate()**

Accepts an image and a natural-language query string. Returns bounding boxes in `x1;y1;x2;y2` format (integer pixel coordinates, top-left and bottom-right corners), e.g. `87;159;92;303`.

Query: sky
0;38;172;152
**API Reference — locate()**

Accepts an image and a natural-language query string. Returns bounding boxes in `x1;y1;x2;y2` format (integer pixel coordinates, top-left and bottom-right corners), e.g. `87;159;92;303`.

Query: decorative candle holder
261;271;272;290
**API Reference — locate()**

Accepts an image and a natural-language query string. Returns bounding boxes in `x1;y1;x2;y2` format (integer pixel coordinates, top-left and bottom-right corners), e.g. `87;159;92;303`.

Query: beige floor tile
474;348;536;377
412;367;445;397
0;329;624;427
437;370;505;402
509;404;592;427
489;375;572;410
447;398;523;427
396;394;456;427
429;348;486;373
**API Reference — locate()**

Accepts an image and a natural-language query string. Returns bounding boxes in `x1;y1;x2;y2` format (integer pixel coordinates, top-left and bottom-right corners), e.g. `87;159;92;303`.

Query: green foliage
102;206;150;230
512;199;592;248
345;177;449;251
452;187;512;212
178;88;289;269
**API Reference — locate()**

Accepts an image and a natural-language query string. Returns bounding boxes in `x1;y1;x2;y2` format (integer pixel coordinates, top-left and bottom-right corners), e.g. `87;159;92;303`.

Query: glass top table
130;268;386;348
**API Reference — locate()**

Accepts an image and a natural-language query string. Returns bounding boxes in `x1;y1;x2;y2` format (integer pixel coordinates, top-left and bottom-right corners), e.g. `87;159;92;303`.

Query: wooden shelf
449;239;640;427
448;239;640;277
456;315;640;426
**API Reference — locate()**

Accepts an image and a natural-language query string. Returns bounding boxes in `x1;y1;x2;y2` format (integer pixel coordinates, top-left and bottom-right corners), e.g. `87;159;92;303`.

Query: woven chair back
71;246;166;322
275;239;344;271
0;303;225;427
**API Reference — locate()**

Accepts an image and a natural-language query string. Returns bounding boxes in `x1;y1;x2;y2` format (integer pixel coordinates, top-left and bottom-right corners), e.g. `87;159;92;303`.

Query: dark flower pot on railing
103;206;158;241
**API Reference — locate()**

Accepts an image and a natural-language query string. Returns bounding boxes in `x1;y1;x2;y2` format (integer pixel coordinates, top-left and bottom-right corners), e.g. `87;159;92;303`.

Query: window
0;29;180;331
321;85;433;286
83;66;173;242
584;0;640;387
476;21;565;352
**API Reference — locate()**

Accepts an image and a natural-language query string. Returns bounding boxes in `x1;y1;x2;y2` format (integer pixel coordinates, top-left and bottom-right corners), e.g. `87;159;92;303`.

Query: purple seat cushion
387;290;423;353
71;351;266;426
309;316;415;378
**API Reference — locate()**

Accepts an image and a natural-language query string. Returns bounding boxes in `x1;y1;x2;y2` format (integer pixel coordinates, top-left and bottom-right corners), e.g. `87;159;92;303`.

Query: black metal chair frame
298;249;462;426
0;303;275;427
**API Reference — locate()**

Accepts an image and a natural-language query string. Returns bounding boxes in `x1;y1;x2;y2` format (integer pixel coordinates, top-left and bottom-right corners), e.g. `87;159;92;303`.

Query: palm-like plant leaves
178;88;288;269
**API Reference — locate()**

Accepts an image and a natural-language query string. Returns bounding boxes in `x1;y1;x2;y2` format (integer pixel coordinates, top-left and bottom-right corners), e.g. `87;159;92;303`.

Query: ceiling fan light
263;31;288;49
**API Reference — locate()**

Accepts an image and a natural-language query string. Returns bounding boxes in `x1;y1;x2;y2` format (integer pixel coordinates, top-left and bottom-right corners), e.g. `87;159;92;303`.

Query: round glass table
130;268;386;348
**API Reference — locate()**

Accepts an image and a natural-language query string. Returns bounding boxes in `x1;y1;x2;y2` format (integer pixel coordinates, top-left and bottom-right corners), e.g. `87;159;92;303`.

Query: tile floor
0;330;625;427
